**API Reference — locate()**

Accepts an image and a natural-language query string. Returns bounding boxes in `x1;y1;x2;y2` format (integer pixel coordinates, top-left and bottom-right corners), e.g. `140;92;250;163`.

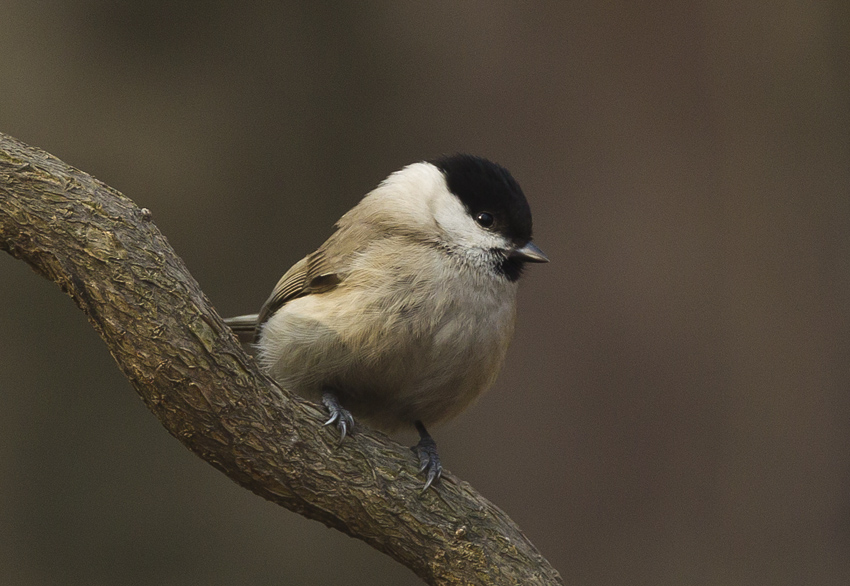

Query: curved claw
422;463;442;493
412;421;442;492
337;416;349;443
324;410;339;427
322;391;355;444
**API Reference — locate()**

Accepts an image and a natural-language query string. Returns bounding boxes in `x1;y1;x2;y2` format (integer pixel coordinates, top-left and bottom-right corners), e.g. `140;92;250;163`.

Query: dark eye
476;211;495;228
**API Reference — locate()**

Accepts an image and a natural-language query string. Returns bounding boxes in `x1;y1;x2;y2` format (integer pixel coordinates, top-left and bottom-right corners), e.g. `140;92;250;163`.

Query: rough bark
0;132;564;586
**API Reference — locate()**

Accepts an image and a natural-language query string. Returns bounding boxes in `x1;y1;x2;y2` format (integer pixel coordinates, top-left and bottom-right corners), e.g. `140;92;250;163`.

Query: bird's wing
254;221;371;330
223;249;343;344
255;251;337;327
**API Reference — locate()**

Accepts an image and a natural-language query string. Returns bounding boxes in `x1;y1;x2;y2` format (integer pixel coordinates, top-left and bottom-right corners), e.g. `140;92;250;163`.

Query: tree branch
0;132;563;586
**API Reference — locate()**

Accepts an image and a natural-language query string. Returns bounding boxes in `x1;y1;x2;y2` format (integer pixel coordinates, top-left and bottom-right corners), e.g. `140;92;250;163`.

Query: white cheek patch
352;161;512;255
428;174;511;252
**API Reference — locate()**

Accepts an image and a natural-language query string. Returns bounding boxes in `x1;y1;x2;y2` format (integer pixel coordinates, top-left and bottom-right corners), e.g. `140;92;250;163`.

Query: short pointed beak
510;241;549;263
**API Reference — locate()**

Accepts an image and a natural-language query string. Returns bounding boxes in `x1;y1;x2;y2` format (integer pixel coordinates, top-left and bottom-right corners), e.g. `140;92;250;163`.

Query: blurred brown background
1;2;849;585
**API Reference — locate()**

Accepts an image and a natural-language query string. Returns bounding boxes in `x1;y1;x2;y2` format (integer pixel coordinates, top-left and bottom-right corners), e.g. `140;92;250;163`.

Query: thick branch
0;132;563;586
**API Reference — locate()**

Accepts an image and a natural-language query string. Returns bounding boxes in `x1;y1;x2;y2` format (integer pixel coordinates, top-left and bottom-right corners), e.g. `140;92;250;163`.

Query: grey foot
322;391;355;443
412;420;442;491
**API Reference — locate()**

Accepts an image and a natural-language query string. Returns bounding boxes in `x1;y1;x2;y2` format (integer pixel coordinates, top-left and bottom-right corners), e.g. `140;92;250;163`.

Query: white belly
258;261;518;431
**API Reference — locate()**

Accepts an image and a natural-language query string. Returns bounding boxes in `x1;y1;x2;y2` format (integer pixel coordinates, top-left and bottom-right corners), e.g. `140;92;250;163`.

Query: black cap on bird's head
431;154;548;271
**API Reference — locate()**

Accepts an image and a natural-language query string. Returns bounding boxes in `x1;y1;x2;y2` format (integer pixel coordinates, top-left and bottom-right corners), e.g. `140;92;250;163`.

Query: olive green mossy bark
0;132;563;586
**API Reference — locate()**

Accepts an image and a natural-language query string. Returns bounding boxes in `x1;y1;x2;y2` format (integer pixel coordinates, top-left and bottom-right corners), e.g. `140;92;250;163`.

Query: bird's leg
322;390;355;443
412;420;442;491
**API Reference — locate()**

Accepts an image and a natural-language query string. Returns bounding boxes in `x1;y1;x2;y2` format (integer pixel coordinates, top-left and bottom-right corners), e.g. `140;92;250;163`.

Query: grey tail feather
224;314;259;345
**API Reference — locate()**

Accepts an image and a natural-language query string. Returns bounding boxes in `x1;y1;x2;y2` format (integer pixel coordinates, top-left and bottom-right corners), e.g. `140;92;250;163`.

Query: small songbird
226;154;547;490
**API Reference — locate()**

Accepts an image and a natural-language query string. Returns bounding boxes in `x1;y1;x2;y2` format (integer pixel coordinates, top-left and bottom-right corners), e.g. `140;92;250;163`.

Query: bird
225;154;547;490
